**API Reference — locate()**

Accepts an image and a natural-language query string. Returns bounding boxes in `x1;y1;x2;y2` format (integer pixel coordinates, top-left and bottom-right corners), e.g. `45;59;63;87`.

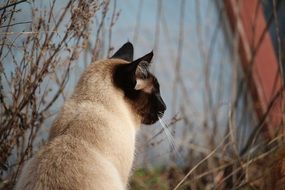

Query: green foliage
130;167;194;190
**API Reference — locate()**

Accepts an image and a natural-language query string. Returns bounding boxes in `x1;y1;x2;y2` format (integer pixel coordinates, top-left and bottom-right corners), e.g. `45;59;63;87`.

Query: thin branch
0;21;31;28
0;0;28;11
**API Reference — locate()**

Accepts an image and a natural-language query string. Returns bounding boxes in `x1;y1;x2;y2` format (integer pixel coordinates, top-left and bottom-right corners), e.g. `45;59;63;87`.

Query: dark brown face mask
112;42;166;125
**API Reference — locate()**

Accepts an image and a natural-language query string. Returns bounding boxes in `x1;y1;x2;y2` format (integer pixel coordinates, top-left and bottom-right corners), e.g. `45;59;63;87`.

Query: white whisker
158;116;183;161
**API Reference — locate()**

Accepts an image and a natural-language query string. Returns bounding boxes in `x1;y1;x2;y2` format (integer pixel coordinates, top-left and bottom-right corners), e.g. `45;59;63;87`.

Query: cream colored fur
15;59;141;190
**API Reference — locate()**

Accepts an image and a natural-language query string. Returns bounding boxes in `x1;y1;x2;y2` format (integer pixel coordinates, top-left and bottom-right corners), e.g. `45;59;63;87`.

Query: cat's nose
160;98;166;112
156;94;166;112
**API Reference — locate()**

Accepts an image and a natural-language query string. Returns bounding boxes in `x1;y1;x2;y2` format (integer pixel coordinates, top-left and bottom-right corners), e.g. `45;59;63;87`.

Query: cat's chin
142;119;158;125
141;112;164;125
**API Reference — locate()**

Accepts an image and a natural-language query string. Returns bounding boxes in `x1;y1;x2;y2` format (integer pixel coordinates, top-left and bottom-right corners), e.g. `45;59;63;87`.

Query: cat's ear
134;76;153;93
122;51;153;78
132;52;154;92
111;42;134;62
134;61;151;91
113;51;154;94
135;51;153;64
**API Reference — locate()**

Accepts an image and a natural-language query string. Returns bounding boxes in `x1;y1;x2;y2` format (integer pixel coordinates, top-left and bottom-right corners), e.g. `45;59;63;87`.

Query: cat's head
112;42;166;125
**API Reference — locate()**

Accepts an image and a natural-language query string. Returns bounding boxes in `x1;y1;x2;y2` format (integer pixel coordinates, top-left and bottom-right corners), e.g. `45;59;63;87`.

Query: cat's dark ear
136;51;153;64
133;61;149;90
111;42;134;62
132;51;154;92
130;51;153;79
113;51;154;94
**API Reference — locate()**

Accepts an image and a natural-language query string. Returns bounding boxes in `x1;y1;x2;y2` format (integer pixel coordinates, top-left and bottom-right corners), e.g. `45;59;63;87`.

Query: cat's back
15;98;134;190
15;135;125;190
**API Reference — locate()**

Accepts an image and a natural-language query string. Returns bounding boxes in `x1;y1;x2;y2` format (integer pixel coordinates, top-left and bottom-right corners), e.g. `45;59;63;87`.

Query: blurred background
1;0;285;189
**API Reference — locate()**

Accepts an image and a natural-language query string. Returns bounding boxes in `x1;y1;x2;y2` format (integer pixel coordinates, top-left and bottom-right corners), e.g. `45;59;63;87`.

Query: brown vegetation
0;0;117;189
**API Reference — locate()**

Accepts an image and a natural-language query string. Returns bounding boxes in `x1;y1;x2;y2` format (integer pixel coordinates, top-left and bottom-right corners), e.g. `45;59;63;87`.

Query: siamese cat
15;42;166;190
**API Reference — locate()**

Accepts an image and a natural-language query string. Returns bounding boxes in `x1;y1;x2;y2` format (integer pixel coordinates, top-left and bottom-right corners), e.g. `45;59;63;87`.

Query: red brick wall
224;0;283;137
